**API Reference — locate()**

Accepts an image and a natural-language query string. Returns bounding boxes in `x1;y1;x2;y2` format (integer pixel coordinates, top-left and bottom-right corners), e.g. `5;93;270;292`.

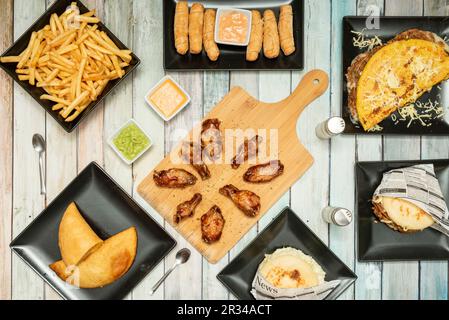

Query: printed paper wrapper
373;164;449;236
250;272;341;300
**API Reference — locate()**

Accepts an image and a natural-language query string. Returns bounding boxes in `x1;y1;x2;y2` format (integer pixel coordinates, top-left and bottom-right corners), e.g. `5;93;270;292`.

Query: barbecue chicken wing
201;119;222;161
180;141;211;180
219;184;261;217
231;135;263;169
201;205;225;243
243;160;284;183
153;168;197;188
174;193;202;224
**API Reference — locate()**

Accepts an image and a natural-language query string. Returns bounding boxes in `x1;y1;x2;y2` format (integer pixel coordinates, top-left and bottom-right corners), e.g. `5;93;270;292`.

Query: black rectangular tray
163;0;304;71
356;160;449;261
0;0;140;133
10;162;176;300
342;16;449;135
217;207;357;300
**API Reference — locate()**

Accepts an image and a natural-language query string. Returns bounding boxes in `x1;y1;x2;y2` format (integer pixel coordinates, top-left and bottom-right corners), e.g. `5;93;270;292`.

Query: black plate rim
163;0;304;71
9;161;177;300
217;207;357;300
0;0;141;133
340;15;449;136
355;159;449;262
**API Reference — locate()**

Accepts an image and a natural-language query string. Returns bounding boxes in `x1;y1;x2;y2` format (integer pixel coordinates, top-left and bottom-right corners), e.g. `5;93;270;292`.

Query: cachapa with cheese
372;196;435;233
346;29;449;131
258;247;325;289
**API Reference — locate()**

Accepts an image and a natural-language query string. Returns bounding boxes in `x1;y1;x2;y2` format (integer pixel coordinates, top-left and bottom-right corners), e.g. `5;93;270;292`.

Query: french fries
0;2;133;122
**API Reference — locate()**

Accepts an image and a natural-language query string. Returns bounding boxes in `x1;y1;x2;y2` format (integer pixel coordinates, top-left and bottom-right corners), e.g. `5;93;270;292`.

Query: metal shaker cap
332;208;352;226
327;117;346;135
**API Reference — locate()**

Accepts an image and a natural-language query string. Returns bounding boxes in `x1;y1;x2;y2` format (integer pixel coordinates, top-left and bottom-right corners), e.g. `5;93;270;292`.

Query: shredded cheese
351;29;383;50
392;99;444;127
367;124;384;132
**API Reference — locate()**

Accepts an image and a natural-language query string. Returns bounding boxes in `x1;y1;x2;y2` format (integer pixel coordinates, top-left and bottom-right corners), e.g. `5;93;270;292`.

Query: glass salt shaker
315;117;346;139
322;206;352;227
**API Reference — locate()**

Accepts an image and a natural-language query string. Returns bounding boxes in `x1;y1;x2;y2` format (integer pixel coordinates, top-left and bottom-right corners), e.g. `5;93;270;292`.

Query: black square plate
0;0;140;133
10;162;176;300
217;207;357;300
356;160;449;261
342;17;449;135
163;0;304;71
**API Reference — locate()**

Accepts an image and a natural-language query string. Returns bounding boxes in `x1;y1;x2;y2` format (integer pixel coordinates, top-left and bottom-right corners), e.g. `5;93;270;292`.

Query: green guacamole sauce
113;123;150;161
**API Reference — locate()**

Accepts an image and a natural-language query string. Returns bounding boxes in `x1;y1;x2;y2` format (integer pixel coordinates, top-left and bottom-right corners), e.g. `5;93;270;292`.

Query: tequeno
279;5;295;56
189;3;204;54
203;9;220;61
174;1;189;55
263;10;280;59
246;10;264;61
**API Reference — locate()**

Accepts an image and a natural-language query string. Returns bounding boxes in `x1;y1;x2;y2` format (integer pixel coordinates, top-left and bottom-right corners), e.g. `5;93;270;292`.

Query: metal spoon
150;248;191;295
32;134;46;195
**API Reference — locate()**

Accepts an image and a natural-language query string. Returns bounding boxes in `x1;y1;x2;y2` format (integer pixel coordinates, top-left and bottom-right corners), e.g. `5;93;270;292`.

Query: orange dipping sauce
218;10;249;45
148;78;188;119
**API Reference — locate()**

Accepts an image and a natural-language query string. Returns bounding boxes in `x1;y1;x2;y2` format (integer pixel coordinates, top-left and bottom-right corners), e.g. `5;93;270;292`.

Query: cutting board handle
282;69;329;120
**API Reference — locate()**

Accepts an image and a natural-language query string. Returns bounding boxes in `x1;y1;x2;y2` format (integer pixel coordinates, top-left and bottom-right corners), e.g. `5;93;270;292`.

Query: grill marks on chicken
244;160;284;183
174;193;202;224
153;168;197;188
180;142;211;180
219;184;261;217
201;118;222;161
231;135;263;169
201;205;225;243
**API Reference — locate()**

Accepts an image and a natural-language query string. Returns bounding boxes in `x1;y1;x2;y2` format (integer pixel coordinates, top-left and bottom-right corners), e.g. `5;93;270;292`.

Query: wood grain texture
131;0;167;300
138;70;329;264
420;0;449;301
291;0;331;246
227;71;260;299
78;0;105;169
12;0;46;300
43;0;75;301
0;0;13;301
354;0;384;301
163;72;203;299
382;0;422;301
329;0;357;301
202;71;230;300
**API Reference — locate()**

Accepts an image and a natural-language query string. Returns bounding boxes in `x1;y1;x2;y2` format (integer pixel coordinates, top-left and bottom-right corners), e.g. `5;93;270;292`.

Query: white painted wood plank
164;72;203;300
227;71;260;299
329;0;357;301
419;0;449;301
78;0;105;170
257;71;291;231
382;0;422;300
131;0;167;301
202;71;230;300
43;0;77;301
354;0;384;301
12;0;46;300
102;0;134;300
291;0;331;243
0;0;13;300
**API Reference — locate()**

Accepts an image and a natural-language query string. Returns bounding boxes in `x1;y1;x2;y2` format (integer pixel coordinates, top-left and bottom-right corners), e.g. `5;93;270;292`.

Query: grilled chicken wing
201;119;222;161
231;135;263;169
243;160;284;183
201;205;225;243
153;168;197;188
174;193;202;224
180;142;211;180
219;184;261;217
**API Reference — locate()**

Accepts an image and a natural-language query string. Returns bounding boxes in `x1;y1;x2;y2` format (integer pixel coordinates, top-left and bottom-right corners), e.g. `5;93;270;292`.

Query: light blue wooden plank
12;0;47;300
132;0;167;300
202;71;230;300
291;0;331;242
382;0;422;301
419;0;449;301
354;0;384;301
329;0;357;301
164;72;204;299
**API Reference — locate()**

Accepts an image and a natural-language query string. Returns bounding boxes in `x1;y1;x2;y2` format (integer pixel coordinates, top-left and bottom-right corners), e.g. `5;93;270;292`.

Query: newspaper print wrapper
250;272;341;300
373;164;449;236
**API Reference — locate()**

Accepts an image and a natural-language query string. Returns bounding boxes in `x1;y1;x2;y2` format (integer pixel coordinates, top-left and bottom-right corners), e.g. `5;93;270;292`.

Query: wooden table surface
1;0;448;300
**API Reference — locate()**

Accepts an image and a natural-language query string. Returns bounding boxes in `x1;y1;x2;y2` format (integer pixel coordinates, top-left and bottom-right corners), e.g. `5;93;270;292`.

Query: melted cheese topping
351;30;383;50
149;79;188;118
356;39;449;130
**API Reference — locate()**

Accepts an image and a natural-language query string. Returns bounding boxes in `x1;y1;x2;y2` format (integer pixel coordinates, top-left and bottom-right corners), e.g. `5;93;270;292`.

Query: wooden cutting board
138;70;329;263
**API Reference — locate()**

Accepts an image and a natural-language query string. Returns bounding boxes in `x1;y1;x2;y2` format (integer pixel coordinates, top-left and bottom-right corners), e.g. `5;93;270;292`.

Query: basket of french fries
0;0;139;132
